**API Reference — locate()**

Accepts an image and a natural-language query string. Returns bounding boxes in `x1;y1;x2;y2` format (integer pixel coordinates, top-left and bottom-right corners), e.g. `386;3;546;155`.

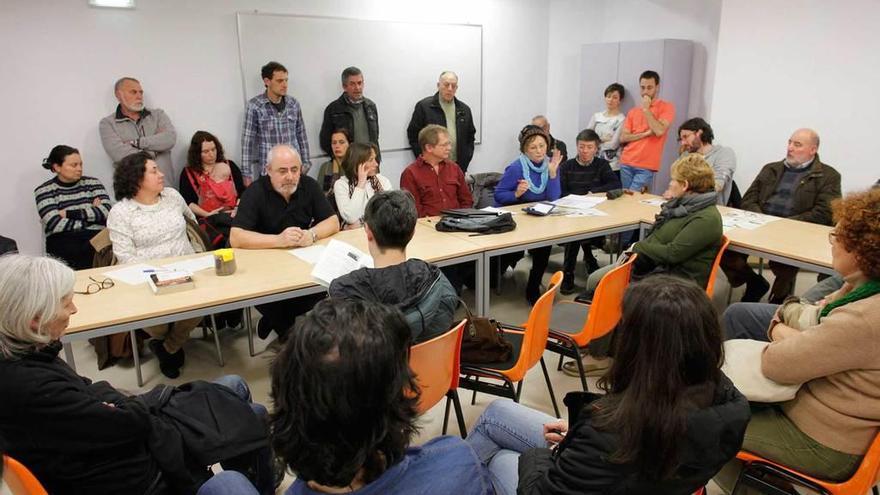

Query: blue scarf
518;154;550;194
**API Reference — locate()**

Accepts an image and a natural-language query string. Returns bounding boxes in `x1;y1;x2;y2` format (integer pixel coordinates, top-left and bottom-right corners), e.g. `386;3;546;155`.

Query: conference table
61;193;833;385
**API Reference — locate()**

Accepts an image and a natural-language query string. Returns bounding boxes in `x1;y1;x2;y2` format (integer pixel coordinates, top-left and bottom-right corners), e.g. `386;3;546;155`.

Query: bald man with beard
721;128;841;303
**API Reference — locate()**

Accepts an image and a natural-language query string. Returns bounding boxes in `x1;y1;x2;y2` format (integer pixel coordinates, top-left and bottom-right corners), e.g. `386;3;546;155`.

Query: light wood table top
67;248;317;335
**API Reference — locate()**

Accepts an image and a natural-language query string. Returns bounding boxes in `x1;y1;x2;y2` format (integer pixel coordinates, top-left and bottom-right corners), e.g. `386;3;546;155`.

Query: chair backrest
409;320;466;414
2;455;48;495
736;430;880;494
572;254;637;347
705;235;731;298
508;271;563;381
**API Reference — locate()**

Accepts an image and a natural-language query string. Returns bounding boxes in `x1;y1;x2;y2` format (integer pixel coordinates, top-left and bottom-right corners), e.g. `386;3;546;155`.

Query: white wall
546;0;722;146
711;0;879;194
0;0;549;255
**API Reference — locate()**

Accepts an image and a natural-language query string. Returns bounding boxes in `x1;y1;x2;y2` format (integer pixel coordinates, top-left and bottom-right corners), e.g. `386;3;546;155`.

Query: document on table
639;198;666;206
162;255;215;273
563;208;608;217
289;245;326;265
480;206;519;215
722;210;781;230
551;194;607;211
310;240;374;287
102;264;160;285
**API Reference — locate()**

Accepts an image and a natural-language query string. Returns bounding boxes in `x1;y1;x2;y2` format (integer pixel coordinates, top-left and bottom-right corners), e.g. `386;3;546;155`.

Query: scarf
820;279;880;320
348;175;384;198
518;154;550;194
650;191;718;233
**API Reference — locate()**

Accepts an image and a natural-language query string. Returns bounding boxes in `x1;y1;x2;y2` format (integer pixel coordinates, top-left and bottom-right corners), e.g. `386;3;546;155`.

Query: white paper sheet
162;255;215;273
289;245;326;265
639;198;666;206
310;240;374;287
551;194;606;210
480;206;519;215
563;208;609;217
102;264;160;285
722;210;781;230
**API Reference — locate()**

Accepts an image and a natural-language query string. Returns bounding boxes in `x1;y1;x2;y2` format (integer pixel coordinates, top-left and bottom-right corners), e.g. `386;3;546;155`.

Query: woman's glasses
74;276;115;295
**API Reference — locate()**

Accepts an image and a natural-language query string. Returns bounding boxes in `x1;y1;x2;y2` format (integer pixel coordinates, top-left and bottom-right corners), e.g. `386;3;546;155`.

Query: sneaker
149;339;181;379
561;359;611;377
742;275;770;302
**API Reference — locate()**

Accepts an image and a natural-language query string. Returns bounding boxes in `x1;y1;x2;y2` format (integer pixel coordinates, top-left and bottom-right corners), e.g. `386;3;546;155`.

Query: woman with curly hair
717;187;880;491
107;152;199;378
270;298;492;495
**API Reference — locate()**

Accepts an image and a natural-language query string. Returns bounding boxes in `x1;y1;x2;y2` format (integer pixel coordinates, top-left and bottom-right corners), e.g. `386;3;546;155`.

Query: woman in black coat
0;255;272;495
466;275;751;494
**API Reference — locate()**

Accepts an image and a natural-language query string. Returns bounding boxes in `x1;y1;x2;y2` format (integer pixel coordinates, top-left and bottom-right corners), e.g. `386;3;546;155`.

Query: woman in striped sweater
33;145;111;269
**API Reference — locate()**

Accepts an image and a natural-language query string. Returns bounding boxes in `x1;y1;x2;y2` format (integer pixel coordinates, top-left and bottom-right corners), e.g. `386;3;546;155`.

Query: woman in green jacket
585;154;723;293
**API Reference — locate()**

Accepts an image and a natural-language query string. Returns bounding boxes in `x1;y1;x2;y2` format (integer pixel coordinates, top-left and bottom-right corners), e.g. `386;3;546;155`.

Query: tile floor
64;247;821;493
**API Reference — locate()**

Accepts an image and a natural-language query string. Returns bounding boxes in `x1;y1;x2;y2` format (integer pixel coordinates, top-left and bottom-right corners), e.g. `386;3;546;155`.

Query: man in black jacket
318;67;380;160
329;190;457;343
407;71;477;172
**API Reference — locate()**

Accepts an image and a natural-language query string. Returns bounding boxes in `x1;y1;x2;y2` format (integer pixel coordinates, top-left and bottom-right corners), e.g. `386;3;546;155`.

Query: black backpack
435;212;516;235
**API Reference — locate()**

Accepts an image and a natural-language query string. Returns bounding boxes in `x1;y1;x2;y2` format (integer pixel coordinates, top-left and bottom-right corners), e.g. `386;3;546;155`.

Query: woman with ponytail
493;125;563;304
33;145;111;269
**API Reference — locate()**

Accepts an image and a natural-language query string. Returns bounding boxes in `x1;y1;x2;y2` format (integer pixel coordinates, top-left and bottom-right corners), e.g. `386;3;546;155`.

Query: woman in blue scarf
494;125;563;304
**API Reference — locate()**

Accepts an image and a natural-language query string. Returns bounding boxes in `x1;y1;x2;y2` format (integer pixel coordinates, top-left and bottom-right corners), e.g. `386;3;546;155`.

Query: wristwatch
309;229;317;244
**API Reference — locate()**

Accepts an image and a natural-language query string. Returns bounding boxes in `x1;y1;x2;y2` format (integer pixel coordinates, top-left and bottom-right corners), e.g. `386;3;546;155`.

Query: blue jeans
197;470;259;495
619;164;655;193
467;400;555;495
210;375;273;495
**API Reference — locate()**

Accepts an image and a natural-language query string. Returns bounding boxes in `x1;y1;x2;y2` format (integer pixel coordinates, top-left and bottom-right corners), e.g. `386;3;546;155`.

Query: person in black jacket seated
0;254;273;495
558;129;621;294
329;190;457;343
466;274;750;494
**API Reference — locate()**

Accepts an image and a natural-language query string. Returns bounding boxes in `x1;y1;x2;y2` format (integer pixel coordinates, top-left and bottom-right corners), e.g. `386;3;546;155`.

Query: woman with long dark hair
332;142;392;229
466;275;750;494
34;145;112;269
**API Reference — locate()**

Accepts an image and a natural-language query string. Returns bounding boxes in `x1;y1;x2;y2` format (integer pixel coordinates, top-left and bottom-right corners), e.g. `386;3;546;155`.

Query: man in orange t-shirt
618;70;675;192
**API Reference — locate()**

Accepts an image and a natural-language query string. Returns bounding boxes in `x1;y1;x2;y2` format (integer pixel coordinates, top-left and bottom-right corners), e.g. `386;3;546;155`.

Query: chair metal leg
442;396;452;435
201;326;208;340
471;376;479;405
131;329;143;387
572;348;588;392
450;390;467;439
540;357;561;417
245;307;255;357
209;314;224;367
556;353;563;371
515;380;523;402
872;485;879;495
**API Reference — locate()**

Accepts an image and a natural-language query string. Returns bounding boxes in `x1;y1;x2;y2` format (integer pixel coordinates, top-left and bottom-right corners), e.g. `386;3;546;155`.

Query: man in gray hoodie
678;117;736;205
329;190;458;344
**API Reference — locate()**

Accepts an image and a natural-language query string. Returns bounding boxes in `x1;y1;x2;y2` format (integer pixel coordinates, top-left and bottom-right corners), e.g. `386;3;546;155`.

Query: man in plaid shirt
241;61;311;182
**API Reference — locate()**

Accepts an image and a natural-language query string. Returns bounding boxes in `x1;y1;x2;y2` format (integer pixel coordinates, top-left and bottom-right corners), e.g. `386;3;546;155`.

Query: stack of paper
722;211;780;230
552;194;607;211
310;240;374;287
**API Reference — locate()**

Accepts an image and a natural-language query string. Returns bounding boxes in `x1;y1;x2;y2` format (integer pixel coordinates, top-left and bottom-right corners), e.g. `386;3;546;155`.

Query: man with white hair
231;144;340;340
407;71;477;172
99;76;177;178
721;128;841;303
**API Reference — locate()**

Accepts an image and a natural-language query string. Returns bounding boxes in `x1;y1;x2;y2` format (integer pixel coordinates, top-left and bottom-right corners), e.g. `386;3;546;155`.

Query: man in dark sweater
721;128;841;303
329;190;457;343
558;129;621;294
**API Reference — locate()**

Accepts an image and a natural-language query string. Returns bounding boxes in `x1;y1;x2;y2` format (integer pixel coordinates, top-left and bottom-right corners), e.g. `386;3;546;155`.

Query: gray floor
64;247;820;493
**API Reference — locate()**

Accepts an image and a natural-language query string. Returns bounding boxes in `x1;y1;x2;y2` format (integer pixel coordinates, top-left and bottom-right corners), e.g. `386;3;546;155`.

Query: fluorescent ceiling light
89;0;135;8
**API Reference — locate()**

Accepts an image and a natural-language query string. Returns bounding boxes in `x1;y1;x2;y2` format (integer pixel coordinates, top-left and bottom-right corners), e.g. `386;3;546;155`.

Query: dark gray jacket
407;93;477;172
319;94;380;159
329;259;458;343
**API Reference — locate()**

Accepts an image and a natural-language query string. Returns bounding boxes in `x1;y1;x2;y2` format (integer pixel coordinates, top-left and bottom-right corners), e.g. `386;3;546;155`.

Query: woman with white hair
0;255;272;495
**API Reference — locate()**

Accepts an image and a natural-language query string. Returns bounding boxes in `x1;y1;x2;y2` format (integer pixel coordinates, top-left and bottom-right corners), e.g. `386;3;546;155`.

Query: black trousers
46;230;97;270
255;292;326;340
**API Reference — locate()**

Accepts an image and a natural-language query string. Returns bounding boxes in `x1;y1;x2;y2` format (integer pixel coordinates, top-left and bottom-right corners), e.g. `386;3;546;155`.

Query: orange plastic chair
459;271;563;417
734;432;880;495
2;455;48;495
546;254;637;391
409;320;467;438
705;235;731;298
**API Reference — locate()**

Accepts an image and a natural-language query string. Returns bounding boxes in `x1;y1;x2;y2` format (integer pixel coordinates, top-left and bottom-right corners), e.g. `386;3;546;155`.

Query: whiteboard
236;13;482;158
